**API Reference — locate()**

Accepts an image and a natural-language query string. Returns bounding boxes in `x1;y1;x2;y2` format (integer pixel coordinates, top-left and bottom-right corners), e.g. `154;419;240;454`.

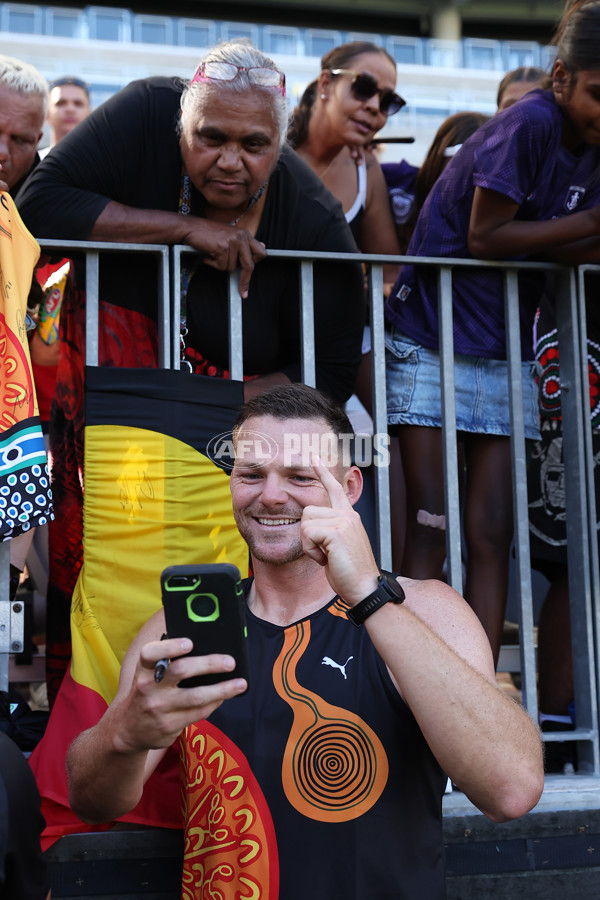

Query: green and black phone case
161;563;249;690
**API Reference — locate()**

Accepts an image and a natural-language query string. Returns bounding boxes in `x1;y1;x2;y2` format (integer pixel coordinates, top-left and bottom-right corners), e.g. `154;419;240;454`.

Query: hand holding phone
161;563;249;690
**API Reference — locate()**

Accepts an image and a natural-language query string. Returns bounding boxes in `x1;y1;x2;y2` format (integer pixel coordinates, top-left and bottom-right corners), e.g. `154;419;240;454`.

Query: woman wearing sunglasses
288;41;402;273
289;42;406;565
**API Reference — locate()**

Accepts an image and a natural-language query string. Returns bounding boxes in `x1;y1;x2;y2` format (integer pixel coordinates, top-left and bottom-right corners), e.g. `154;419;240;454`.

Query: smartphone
161;563;249;690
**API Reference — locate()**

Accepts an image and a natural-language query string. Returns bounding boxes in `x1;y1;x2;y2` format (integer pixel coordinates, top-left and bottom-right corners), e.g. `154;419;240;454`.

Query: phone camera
187;592;220;622
170;575;192;588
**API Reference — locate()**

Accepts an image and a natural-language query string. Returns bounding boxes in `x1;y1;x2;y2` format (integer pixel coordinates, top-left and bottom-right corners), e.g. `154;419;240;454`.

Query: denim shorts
385;329;541;439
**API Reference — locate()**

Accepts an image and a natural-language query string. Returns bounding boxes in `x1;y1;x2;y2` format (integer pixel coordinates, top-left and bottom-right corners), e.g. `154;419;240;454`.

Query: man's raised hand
300;457;379;602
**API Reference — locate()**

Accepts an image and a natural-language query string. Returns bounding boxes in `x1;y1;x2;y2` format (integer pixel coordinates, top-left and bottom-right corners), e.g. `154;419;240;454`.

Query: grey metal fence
2;241;599;778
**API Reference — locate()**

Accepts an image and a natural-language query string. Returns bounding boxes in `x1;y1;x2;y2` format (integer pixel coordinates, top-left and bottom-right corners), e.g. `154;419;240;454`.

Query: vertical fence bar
557;267;599;772
171;246;182;371
579;268;600;773
368;263;392;570
504;270;537;718
228;271;244;382
299;261;316;388
437;265;462;594
85;251;99;367
157;246;170;369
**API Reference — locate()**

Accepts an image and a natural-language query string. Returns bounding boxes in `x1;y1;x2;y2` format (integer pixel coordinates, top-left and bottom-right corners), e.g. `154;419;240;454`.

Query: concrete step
44;776;600;898
444;775;600;898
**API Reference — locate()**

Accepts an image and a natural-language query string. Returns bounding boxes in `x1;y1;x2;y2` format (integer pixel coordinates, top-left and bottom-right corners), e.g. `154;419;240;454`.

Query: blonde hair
0;55;48;114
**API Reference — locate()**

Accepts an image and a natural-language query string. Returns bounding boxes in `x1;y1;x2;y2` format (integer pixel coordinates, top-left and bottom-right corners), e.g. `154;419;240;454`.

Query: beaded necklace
179;172;268;226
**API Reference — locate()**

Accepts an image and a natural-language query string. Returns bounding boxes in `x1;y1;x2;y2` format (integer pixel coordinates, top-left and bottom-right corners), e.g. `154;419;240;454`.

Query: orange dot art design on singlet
273;617;389;821
179;721;279;900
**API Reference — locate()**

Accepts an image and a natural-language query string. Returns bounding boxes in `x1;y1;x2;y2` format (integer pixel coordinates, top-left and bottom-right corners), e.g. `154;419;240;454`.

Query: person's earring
321;93;326;99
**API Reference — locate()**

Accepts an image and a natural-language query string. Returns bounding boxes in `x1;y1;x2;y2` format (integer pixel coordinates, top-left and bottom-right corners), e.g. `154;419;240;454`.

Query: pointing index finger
311;455;352;509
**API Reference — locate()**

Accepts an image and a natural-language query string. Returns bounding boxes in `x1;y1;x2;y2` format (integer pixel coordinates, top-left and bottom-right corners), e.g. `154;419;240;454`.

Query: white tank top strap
345;151;368;225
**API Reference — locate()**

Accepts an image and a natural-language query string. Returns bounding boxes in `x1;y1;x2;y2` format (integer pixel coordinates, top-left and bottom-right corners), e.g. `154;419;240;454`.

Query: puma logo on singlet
322;655;354;679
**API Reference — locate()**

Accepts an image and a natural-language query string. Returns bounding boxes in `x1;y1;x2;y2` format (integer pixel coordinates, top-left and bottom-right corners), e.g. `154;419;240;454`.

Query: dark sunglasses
328;68;406;116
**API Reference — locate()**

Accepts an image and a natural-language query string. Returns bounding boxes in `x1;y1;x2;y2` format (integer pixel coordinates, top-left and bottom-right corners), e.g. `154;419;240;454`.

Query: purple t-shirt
381;160;418;224
385;90;600;360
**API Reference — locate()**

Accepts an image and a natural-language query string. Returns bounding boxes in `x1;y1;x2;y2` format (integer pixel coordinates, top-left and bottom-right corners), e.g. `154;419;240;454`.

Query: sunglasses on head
191;61;286;95
328;69;406;116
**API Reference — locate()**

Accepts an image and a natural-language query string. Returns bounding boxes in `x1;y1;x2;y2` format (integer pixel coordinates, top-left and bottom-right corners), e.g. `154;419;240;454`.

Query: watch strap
346;570;405;626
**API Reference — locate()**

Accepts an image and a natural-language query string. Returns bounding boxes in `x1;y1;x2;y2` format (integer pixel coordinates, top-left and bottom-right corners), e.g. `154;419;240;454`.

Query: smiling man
65;382;544;900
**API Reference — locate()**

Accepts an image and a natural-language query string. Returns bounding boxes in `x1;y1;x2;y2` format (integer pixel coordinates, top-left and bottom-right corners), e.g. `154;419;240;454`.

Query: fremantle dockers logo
564;185;586;212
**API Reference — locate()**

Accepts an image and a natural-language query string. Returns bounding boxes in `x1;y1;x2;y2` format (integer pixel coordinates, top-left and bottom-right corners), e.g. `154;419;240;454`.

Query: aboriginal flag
0;192;53;540
29;366;248;846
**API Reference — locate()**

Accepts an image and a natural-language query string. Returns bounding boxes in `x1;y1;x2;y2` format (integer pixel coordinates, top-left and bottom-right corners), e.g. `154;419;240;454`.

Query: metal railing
2;241;599;777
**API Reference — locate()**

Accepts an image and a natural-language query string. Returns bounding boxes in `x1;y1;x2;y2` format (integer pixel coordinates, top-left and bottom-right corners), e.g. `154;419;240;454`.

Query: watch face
380;571;405;601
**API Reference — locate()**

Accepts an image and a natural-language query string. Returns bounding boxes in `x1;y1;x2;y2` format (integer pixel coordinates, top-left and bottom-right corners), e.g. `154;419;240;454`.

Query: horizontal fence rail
2;241;599;777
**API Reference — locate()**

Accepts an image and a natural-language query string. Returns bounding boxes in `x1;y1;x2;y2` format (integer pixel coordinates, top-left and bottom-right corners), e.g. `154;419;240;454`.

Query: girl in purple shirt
385;0;600;663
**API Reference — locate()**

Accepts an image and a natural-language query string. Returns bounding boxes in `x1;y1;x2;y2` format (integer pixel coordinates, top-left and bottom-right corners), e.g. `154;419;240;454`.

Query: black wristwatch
346;570;405;626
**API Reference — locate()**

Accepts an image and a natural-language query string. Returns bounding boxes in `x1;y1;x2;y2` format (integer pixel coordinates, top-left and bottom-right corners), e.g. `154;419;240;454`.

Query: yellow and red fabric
29;366;248;847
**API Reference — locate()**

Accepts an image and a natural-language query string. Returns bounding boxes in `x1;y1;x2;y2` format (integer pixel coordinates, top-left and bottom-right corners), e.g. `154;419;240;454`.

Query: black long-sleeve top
16;76;365;401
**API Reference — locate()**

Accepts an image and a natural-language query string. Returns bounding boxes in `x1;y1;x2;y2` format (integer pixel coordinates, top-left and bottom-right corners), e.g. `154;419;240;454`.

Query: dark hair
287;41;396;148
320;40;396;75
287;80;318;148
48;76;90;98
551;0;600;76
234;383;354;439
400;111;490;252
496;66;547;108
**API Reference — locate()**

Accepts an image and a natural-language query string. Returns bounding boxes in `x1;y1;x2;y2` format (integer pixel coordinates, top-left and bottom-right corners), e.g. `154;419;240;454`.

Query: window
44;7;83;38
177;18;216;48
263;25;299;56
1;3;42;34
87;7;131;42
386;36;424;66
463;38;502;71
426;39;463;69
502;41;541;70
304;29;342;59
219;21;260;46
133;15;173;45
